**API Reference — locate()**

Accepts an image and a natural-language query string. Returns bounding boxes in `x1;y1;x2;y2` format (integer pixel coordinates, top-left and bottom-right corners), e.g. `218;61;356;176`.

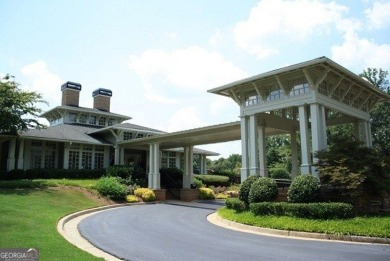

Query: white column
63;143;70;169
175;152;181;169
298;106;311;174
17;139;25;169
359;121;371;147
201;155;207;174
290;131;299;179
183;146;194;188
114;146;120;165
103;146;110;168
240;116;249;182
258;125;267;177
310;103;324;177
148;144;154;189
249;115;259;176
200;155;205;174
120;148;125;165
152;143;160;189
320;105;328;149
7;138;16;172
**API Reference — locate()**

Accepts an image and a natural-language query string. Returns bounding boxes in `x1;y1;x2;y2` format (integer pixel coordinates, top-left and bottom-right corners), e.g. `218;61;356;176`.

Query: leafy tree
0;75;46;135
360;68;390;156
209;154;241;174
316;140;390;199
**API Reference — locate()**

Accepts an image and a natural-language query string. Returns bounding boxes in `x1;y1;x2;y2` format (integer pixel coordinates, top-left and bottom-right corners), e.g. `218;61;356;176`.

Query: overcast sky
1;0;389;158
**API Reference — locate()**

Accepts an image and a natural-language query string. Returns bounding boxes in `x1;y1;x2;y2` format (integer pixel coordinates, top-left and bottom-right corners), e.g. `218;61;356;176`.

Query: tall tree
0;75;46;135
360;68;390;156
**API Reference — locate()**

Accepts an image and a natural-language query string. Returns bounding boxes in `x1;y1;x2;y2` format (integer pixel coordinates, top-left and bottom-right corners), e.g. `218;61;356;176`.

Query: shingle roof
88;122;166;135
20;124;112;145
41;105;131;120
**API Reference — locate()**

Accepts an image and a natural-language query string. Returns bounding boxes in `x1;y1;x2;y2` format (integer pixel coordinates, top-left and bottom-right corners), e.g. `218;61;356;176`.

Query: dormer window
108;118;115;126
69;113;77;123
98;117;106;126
89;115;96;125
123;132;133;140
79;114;87;124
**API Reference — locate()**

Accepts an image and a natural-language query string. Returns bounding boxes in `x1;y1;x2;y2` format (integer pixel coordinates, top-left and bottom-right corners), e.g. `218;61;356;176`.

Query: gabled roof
88;122;166;135
208;56;390;101
41;105;131;121
19;124;112;145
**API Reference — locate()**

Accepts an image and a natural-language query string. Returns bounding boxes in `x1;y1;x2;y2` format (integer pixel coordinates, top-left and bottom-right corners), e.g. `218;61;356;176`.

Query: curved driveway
78;202;389;261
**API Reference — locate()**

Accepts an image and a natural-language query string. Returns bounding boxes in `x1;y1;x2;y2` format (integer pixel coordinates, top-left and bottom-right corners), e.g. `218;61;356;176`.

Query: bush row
249;202;354;220
211;171;241;184
194;174;229;187
1;168;106;180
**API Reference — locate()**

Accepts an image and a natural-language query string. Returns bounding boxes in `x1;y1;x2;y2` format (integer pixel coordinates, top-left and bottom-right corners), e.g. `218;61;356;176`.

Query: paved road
78;202;390;261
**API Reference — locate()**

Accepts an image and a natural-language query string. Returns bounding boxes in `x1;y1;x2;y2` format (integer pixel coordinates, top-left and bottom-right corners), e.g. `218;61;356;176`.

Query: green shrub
288;174;321;203
270;168;290;179
225;198;247;212
96;176;126;200
248;177;278;203
160;167;183;189
106;165;133;179
199;187;215;200
126;195;139;203
193;178;205;188
216;193;228;199
250;202;354;219
238;175;259;204
193;174;229;187
134;188;156;202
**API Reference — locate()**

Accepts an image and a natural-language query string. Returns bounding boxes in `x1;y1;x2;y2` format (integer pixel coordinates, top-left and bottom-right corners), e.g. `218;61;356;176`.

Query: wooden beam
303;68;315;90
314;68;330;87
229;90;240;105
329;76;344;96
341;83;354;102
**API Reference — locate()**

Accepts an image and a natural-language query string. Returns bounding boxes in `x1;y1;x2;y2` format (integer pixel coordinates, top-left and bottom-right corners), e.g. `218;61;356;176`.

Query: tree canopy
0;75;46;135
360;68;390;156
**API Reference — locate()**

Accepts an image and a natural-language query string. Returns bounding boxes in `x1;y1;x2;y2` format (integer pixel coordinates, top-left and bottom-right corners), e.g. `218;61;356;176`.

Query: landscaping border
208;213;390;245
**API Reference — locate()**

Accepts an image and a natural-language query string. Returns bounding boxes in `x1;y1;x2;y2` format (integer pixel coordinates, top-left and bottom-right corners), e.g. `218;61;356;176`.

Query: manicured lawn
0;179;98;189
218;207;390;238
0;184;105;260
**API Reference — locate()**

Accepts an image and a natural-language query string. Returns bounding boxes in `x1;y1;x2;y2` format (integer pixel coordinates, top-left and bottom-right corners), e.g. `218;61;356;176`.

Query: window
44;142;56;168
94;146;104;169
123;132;133;140
79;114;87;124
30;141;57;169
30;141;43;168
89;115;96;125
68;150;79;169
136;133;144;139
69;113;77;123
98;117;106;126
161;151;177;168
108;118;115;126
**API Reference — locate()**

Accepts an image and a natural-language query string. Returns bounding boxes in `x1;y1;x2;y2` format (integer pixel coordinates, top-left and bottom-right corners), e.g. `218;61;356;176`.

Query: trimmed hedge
270;168;290;179
248;177;278;203
225;198;247;212
288;174;321;203
3;169;26;180
212;171;241;184
194;174;229;187
199;187;215;200
250;202;354;219
238;176;259;204
106;165;133;178
24;168;106;179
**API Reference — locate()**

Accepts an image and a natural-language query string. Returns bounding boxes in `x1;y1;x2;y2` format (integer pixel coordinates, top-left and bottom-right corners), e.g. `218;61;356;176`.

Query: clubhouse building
1;57;389;190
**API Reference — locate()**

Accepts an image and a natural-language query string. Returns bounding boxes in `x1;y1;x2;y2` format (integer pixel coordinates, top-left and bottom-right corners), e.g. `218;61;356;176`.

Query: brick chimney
61;81;82;107
92;88;112;111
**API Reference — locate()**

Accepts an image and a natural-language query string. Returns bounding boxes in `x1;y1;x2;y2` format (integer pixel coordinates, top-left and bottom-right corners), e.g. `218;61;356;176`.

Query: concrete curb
207;213;390;245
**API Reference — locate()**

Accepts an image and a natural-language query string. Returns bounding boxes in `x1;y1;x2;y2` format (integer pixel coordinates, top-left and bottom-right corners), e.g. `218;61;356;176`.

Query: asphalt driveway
78;201;389;261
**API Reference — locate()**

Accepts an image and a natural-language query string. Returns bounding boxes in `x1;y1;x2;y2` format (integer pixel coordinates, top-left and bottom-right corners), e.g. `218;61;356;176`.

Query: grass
0;181;106;260
0;179;98;189
218;207;390;238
